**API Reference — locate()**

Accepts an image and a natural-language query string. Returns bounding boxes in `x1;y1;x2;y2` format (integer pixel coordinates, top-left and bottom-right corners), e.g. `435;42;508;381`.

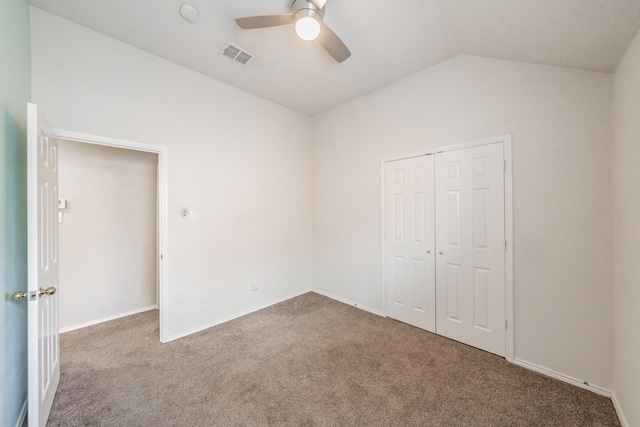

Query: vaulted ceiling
29;0;640;115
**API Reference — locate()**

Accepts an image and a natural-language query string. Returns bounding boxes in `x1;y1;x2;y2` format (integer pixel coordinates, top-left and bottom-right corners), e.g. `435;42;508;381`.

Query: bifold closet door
384;155;436;332
435;143;506;356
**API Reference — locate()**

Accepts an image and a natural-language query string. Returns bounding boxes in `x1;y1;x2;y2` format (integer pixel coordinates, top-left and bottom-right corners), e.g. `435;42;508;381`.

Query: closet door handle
438;251;444;255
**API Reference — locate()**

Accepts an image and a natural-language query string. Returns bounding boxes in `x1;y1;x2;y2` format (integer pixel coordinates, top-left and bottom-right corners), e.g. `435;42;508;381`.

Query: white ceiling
29;0;640;116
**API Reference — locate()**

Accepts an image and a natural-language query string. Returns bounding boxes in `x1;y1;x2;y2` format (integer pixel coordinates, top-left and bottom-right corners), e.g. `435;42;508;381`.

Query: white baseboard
166;289;310;342
14;398;27;427
311;288;384;317
60;305;158;333
611;392;629;427
513;358;611;397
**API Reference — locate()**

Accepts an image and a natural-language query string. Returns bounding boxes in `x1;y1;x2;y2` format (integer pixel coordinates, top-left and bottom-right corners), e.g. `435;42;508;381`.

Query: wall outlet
251;281;259;291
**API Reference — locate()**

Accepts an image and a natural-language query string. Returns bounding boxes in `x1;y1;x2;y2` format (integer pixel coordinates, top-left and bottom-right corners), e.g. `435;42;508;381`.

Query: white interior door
435;142;506;356
384;155;436;332
27;103;60;427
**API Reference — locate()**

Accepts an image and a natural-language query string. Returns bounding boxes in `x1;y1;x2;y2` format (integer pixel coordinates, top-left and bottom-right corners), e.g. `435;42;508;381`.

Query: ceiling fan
235;0;351;63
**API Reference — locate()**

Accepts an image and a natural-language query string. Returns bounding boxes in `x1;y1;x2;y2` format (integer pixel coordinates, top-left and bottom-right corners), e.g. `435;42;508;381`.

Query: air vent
220;42;255;66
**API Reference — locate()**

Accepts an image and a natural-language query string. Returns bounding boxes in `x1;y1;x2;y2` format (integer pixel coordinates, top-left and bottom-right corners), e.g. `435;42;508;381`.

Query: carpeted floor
43;292;620;426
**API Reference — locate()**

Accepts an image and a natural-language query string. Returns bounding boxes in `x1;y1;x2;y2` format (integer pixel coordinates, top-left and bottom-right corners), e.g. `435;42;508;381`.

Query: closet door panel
384;155;436;332
435;143;505;356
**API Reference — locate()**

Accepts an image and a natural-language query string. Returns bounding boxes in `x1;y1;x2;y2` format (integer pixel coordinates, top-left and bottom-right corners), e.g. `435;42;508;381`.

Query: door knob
12;291;28;301
427;250;432;254
38;287;57;297
439;251;444;255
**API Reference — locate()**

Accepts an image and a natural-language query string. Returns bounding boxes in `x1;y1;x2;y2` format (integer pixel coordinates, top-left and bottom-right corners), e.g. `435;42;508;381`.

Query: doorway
57;139;157;332
54;130;169;342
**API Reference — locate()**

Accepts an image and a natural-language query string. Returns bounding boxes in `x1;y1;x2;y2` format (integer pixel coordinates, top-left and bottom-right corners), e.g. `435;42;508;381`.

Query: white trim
53;129;170;343
503;135;515;362
611;392;629;427
14;398;28;427
380;134;514;359
59;305;158;333
165;289;310;342
513;358;612;397
55;130;166;154
383;134;513;163
380;159;387;317
311;288;384;317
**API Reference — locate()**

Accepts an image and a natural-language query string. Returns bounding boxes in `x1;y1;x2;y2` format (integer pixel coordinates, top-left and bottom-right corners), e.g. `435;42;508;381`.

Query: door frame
380;134;514;361
53;129;170;343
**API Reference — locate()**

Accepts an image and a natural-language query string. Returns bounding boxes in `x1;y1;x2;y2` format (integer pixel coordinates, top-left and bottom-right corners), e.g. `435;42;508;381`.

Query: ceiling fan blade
235;15;294;29
318;24;351;63
309;0;328;9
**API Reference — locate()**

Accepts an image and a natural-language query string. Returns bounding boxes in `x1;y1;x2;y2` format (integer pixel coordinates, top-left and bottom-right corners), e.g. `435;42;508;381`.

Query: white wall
30;7;313;341
611;29;640;427
58;140;158;331
312;55;613;389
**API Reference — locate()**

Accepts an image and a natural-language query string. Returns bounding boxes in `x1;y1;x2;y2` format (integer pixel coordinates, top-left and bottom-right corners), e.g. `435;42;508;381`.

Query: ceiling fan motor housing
292;0;324;23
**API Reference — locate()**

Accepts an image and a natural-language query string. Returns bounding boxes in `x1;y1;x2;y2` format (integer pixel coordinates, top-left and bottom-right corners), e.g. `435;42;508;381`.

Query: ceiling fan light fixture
292;1;323;41
295;16;321;40
236;0;350;63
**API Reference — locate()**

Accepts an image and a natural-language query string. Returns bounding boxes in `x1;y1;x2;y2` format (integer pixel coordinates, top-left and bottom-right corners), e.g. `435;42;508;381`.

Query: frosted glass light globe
295;16;321;41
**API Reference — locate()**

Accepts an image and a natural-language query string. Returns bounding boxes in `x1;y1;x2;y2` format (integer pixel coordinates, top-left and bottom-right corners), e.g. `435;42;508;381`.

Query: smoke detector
179;3;199;23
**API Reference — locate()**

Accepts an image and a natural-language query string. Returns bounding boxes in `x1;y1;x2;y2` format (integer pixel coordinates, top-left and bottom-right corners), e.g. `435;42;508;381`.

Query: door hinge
160;254;164;260
505;319;508;330
504;240;507;251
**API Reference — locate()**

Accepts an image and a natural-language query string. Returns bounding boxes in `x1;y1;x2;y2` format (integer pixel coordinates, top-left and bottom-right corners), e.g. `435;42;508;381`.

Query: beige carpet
43;292;619;426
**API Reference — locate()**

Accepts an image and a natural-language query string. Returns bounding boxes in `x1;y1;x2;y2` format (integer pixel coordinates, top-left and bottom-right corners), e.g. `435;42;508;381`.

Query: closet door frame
380;134;514;361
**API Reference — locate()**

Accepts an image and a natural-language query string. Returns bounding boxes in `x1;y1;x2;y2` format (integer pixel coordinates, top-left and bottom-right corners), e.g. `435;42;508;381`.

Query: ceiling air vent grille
221;42;255;66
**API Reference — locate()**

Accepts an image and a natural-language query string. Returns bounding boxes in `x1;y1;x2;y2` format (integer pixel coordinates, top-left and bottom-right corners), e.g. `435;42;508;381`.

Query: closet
384;141;507;356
